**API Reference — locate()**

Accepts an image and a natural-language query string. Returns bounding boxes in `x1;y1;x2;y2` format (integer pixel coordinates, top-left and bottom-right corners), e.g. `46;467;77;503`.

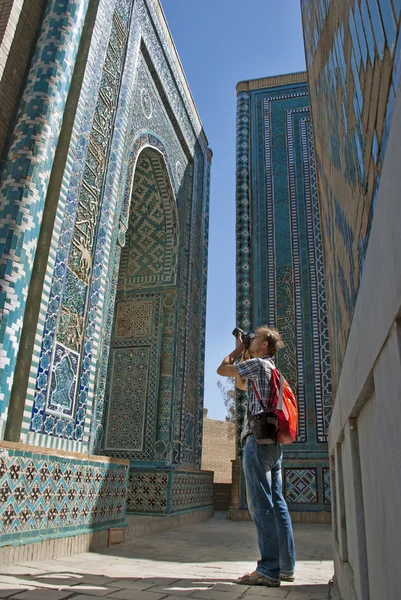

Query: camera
232;327;255;349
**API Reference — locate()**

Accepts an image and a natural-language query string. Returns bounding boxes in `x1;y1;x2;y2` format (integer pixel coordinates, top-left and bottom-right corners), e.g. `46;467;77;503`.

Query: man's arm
217;345;243;378
235;371;247;391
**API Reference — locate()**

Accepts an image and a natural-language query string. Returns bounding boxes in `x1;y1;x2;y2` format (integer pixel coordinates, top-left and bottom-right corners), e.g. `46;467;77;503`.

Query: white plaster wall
329;79;401;600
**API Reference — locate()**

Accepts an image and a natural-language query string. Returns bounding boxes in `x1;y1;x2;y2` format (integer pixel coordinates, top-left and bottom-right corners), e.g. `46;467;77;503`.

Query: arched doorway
103;146;179;466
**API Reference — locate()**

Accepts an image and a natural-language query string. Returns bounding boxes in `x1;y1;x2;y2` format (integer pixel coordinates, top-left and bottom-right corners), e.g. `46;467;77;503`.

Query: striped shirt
236;356;275;444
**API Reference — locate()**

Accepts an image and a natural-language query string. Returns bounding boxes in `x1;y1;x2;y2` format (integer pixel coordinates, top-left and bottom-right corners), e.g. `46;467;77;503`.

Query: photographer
217;325;295;588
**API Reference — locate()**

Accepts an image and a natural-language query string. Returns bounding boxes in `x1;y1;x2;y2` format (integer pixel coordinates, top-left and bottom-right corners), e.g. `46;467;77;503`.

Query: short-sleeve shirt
236;356;274;445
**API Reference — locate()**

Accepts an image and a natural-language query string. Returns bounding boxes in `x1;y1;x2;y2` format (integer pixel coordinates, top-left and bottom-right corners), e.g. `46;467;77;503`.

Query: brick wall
201;412;236;483
0;0;45;163
213;483;232;511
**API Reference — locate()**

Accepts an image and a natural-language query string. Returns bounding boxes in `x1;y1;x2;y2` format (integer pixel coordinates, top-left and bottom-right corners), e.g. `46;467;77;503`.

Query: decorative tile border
0;443;128;546
323;467;331;504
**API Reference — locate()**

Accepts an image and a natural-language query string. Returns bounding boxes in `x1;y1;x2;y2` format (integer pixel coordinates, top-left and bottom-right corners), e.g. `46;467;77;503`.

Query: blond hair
256;325;284;356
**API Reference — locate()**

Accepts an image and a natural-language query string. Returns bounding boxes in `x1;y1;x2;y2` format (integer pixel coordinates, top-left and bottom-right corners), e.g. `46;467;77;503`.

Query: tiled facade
234;73;331;516
0;0;212;548
301;0;401;390
302;2;401;597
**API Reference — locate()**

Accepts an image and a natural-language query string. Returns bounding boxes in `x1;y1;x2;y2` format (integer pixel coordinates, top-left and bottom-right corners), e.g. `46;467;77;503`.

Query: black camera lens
232;327;254;349
232;327;244;338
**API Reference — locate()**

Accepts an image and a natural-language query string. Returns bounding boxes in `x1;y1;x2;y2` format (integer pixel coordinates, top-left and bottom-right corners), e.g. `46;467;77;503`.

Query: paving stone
67;583;115;596
105;590;167;600
243;587;290;598
107;579;176;591
5;518;332;600
11;590;74;600
286;585;328;599
0;583;36;598
190;590;247;600
145;585;201;596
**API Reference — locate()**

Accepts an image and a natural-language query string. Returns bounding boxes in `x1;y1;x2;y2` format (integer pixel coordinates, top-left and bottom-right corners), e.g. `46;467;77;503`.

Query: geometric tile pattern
284;468;318;504
105;347;150;451
0;447;128;545
0;0;89;436
126;468;213;515
118;150;179;289
305;122;333;438
323;467;331;504
104;292;161;460
171;471;214;513
301;0;401;389
127;470;169;514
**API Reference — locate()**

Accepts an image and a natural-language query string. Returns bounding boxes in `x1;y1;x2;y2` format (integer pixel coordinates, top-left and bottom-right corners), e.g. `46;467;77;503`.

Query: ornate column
0;0;89;437
234;89;251;511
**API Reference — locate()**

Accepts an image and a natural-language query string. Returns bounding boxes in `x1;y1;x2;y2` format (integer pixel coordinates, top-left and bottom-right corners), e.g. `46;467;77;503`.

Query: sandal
236;570;280;587
280;573;295;582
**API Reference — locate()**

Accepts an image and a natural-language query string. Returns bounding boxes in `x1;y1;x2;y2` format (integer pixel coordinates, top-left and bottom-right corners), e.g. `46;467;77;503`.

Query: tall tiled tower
233;72;332;520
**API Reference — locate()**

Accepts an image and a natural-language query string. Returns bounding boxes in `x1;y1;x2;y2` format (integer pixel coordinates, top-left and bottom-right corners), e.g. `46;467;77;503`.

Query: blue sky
160;0;306;420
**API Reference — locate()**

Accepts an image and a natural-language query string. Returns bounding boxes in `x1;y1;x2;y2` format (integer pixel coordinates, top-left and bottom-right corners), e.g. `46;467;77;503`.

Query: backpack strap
277;371;285;411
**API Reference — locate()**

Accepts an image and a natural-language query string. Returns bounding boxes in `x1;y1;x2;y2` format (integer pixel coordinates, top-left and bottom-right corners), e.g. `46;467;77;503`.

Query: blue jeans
243;435;296;580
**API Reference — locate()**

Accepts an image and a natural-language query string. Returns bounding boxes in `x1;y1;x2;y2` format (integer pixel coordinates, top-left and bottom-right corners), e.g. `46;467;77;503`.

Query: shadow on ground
102;520;333;563
0;572;330;599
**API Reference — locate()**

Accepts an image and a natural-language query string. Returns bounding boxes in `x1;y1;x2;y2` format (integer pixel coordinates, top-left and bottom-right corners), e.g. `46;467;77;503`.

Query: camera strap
250;380;268;411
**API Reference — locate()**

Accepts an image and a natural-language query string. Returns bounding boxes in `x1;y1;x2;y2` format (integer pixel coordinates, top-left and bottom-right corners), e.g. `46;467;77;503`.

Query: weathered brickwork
201;413;235;484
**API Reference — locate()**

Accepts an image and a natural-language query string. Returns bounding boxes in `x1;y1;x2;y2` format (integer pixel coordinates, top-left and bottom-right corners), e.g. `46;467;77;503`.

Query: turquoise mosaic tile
0;447;128;545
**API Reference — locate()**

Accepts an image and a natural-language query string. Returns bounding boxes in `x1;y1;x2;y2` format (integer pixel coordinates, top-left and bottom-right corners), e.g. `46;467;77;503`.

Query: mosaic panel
301;0;401;389
126;469;168;514
91;131;182;454
118;149;179;290
284;468;318;504
0;0;89;435
323;467;332;504
104;292;161;461
0;446;128;544
170;471;214;513
115;300;153;339
105;347;150;451
47;343;80;420
156;293;177;444
30;0;133;443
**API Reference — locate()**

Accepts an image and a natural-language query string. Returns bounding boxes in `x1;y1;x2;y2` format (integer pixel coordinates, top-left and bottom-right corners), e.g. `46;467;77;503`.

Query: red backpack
251;361;298;444
269;367;298;443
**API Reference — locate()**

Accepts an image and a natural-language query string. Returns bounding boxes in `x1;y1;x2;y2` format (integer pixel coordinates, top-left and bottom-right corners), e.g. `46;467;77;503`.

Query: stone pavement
0;514;334;600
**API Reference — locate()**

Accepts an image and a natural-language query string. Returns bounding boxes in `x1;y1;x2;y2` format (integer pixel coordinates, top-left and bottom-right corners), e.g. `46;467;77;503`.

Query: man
217;325;295;587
